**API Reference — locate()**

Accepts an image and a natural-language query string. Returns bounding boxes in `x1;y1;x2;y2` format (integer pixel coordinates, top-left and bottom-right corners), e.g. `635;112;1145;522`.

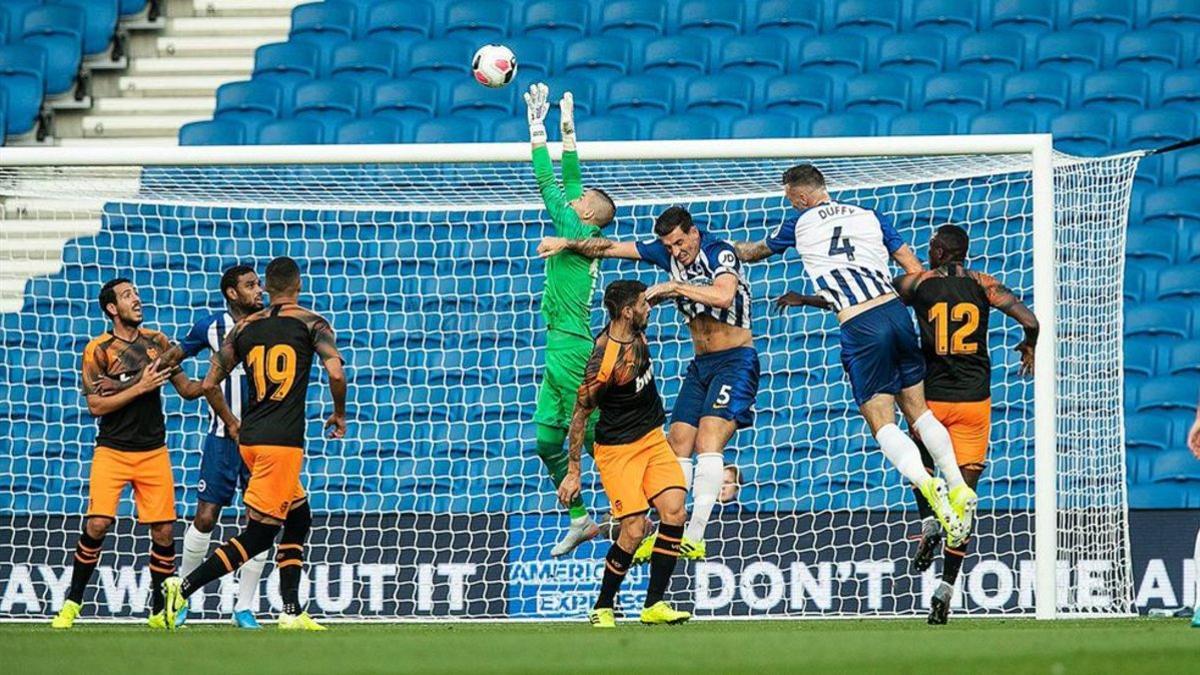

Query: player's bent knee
619;514;648;541
85;516;113;539
149;521;174;545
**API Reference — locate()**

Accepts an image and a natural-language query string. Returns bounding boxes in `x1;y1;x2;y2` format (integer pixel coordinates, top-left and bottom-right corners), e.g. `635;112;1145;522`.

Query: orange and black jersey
81;328;172;452
898;264;1022;402
578;329;666;446
214;303;341;449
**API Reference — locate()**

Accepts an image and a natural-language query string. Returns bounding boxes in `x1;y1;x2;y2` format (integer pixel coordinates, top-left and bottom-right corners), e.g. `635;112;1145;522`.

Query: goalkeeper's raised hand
560;90;576;151
524;82;549;145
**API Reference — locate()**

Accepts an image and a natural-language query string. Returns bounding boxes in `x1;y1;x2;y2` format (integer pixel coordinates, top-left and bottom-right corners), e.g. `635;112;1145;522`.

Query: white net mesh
0;146;1136;619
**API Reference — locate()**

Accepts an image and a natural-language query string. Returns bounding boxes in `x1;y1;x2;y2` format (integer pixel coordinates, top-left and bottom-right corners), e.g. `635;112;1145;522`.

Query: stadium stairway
53;0;304;145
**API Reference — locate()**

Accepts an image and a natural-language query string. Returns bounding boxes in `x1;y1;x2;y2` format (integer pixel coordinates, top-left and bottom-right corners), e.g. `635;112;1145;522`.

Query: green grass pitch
1;619;1195;674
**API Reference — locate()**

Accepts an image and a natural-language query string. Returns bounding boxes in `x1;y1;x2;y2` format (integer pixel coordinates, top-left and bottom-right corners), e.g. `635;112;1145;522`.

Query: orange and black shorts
239;444;306;520
594;427;686;520
928;398;991;468
87;446;176;523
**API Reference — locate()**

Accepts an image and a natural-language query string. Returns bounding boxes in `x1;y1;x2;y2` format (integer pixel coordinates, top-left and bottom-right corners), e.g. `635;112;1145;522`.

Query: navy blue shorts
197;433;249;507
840;299;926;407
671;346;760;429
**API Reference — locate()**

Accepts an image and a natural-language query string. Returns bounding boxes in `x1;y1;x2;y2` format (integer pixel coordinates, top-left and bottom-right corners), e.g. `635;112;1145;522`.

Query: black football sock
277;502;312;615
645;523;683;607
148;541;176;614
911;439;937;520
942;539;969;586
182;519;279;599
594;543;635;610
67;531;105;605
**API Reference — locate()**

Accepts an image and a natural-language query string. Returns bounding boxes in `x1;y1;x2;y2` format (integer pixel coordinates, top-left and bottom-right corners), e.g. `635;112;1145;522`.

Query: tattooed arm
973;271;1040;376
732;240;776;263
556;337;613;506
537;236;643;260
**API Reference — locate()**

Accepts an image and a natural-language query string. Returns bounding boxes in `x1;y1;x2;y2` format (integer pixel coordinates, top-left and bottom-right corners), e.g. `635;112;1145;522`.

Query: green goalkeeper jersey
532;145;603;341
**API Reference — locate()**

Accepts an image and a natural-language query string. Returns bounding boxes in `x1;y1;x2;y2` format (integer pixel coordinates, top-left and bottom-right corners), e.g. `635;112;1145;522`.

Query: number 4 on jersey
828;226;856;260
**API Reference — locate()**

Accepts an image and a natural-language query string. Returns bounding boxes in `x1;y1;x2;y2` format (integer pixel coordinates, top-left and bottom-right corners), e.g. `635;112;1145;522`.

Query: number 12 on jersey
928;302;980;355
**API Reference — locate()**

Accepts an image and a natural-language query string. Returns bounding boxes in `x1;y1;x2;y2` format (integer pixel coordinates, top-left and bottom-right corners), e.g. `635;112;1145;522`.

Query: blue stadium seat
448;78;517;124
522;0;589;62
600;0;667;68
444;0;511;44
1051;110;1115;155
1123;337;1161;377
957;31;1027;95
414;115;482;142
641;36;707;111
214;80;281;142
336;117;403;144
1159;69;1200;110
991;0;1057;46
293;79;359;138
1114;30;1183;74
503;36;553;79
754;0;821;52
1167;340;1200;375
252;41;320;116
810;112;877;137
1066;0;1136;54
21;4;85;96
969;109;1037;133
1127;482;1196;508
0;45;45;136
888;110;956;135
910;0;979;39
922;72;989;131
684;73;753;135
1125;411;1171;481
677;0;745;53
1001;70;1071;130
606;74;673;138
1136;376;1200;412
563;36;630;94
1145;0;1200;59
178;119;245;146
762;73;832;132
365;0;432;64
1124;302;1190;338
798;33;868;84
575;114;638;140
3;1;40;44
408;38;473;107
843;72;910;127
1125;109;1196;149
1126;224;1178;264
371;78;436;136
877;33;945;93
119;0;147;17
832;0;901;64
1035;31;1105;97
488;116;528;141
1173;147;1200;186
1079;70;1149;117
730;112;797;138
1156;263;1200;301
543;73;598;113
0;11;6;47
718;35;789;101
289;1;355;72
650;113;719;139
1153;451;1200;482
52;0;119;57
330;40;398;107
256;118;324;144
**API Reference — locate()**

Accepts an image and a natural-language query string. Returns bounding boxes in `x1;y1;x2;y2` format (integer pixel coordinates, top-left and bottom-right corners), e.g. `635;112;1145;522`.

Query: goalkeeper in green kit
524;82;617;556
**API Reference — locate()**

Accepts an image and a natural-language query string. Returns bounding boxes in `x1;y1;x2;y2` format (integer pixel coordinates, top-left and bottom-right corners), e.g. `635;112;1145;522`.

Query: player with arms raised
52;278;202;629
736;164;976;543
558;280;690;627
163;256;346;632
541;205;759;562
524;82;617;556
893;225;1039;624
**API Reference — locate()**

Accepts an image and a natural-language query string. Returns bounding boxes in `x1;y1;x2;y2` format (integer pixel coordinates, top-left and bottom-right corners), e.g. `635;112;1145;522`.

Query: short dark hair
591;187;615;221
98;277;131;319
220;264;255;300
933;224;970;261
782;164;826;190
265;256;301;294
603;280;647;321
654;205;693;237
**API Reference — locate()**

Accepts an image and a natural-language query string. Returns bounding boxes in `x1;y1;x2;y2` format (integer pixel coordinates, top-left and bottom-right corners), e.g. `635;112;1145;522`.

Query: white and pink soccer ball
472;44;517;88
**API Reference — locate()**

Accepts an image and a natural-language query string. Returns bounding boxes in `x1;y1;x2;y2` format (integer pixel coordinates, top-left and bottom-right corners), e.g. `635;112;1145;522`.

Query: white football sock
677;456;694;492
683;454;723;542
876;423;935;487
913;411;966;489
235;549;269;613
181;523;211;578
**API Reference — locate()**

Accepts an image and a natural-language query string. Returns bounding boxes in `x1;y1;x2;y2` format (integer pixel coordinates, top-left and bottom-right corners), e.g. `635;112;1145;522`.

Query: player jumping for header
524;82;618;557
540;205;760;563
735;164;977;544
557;280;690;627
894;225;1039;625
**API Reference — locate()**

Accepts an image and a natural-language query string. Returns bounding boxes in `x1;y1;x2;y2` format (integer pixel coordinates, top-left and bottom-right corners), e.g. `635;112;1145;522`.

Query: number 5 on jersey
246;344;297;401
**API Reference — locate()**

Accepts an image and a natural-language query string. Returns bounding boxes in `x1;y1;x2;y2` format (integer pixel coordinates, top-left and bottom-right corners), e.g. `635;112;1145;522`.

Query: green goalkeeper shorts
534;331;597;431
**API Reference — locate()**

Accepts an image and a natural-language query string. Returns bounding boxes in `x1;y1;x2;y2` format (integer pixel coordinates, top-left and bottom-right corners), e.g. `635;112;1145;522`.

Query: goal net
0;138;1136;620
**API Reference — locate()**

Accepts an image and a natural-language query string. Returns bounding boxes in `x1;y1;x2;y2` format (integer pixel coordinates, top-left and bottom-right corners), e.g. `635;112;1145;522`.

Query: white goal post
0;136;1136;621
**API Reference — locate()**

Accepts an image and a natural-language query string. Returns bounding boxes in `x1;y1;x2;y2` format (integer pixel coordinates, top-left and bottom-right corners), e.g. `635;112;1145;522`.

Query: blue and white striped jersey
178;311;245;438
767;201;905;312
635;230;753;330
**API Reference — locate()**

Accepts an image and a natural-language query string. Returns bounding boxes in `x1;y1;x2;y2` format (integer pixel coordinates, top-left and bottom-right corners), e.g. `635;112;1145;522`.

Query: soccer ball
472;44;517;88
